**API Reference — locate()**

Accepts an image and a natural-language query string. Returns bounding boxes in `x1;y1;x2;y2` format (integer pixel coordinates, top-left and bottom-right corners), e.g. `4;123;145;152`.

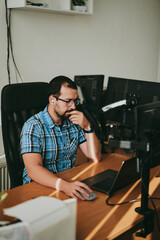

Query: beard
55;109;73;120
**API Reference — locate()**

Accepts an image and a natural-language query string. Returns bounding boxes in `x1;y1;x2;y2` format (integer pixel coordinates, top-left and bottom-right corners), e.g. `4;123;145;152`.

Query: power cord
106;194;160;206
106;194;142;206
8;9;24;82
5;0;11;84
106;194;160;232
5;0;24;84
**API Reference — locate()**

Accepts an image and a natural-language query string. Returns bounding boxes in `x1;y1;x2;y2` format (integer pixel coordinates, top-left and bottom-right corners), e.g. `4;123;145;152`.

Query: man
20;76;101;200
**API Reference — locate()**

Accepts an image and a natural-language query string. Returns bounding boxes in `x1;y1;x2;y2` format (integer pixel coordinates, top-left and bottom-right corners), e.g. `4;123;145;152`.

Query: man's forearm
85;131;102;162
27;165;60;189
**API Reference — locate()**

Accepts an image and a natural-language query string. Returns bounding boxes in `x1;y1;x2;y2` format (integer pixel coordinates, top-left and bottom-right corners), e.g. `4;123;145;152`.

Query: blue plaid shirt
20;106;86;184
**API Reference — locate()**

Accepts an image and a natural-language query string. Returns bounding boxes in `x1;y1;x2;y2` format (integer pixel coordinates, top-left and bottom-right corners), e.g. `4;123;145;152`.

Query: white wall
1;0;160;89
0;0;160;155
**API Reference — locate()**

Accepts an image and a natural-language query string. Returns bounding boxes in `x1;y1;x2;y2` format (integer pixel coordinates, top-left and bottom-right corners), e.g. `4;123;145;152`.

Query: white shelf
7;0;94;15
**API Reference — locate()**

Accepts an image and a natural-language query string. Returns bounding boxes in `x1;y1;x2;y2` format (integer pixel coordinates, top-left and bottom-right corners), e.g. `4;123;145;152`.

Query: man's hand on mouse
69;110;91;130
60;180;92;200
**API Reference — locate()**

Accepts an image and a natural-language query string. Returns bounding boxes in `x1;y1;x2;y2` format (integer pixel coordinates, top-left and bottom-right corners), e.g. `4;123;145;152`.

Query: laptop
82;157;140;195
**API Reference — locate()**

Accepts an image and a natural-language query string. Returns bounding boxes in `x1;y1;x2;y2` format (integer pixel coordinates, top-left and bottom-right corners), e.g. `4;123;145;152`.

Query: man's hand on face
69;110;91;130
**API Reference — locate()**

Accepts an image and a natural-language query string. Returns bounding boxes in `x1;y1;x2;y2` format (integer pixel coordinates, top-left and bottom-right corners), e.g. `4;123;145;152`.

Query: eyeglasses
54;96;80;106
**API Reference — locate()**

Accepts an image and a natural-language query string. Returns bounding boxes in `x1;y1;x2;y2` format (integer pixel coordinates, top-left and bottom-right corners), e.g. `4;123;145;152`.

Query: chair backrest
1;82;49;188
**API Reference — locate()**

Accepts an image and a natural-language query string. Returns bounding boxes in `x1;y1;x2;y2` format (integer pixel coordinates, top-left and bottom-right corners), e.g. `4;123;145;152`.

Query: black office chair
1;82;49;188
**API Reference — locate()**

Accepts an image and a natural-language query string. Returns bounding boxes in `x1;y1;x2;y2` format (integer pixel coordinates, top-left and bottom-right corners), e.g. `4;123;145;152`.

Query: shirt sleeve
20;121;42;155
78;126;86;145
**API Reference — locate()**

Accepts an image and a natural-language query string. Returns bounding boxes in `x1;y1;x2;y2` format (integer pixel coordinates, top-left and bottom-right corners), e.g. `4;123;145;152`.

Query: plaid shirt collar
43;105;71;129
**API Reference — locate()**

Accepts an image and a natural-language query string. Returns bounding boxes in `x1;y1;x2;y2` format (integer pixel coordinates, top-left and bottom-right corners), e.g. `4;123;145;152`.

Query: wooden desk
1;153;160;240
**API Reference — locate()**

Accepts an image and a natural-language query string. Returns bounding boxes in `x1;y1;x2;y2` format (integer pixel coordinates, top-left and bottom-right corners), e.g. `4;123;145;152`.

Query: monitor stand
135;150;154;238
108;139;155;238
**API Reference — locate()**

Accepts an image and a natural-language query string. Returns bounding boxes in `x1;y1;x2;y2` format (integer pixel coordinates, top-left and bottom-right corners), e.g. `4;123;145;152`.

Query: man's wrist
84;127;93;133
58;179;68;192
55;178;62;190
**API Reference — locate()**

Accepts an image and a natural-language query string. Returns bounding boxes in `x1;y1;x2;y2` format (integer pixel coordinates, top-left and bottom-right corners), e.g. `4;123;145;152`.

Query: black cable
4;1;23;84
8;9;23;82
106;195;160;207
106;194;142;206
106;194;160;231
5;0;11;84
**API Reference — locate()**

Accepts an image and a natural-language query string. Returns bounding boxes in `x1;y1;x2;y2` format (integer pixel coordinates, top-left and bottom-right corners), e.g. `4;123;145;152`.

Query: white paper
3;196;77;240
4;196;68;223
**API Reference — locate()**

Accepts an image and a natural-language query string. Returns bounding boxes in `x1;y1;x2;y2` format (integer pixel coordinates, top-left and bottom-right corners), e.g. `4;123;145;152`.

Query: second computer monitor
102;76;160;128
135;101;160;169
74;75;104;107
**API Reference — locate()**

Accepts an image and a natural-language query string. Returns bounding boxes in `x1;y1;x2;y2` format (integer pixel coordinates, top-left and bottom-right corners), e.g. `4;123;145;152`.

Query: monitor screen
74;75;104;107
102;76;160;128
74;75;105;140
135;101;160;169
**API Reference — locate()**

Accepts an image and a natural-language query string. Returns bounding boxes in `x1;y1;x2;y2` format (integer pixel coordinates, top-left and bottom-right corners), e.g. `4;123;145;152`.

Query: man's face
54;85;78;119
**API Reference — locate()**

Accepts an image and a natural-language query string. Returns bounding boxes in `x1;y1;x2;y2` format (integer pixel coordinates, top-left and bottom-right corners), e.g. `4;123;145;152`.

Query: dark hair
48;75;77;97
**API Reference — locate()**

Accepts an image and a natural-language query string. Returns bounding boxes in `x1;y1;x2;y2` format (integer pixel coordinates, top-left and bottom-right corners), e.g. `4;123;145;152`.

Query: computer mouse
79;188;97;201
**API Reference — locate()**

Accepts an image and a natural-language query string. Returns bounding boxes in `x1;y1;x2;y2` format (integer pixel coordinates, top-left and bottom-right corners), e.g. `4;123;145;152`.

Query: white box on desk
2;196;77;240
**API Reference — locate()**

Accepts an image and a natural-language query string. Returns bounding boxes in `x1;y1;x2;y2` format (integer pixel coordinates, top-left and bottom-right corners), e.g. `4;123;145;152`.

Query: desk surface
1;153;160;240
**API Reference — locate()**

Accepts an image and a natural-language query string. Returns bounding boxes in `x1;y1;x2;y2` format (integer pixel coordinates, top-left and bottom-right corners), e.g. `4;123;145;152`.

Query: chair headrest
1;82;49;112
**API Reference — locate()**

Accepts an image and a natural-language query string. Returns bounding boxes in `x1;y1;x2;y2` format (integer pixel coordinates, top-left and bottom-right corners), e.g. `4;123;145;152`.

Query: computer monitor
135;101;160;169
102;76;160;128
74;75;105;146
74;75;104;107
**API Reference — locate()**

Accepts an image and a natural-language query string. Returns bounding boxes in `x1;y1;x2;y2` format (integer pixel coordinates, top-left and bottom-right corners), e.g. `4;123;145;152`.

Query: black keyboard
82;169;118;190
92;172;117;192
